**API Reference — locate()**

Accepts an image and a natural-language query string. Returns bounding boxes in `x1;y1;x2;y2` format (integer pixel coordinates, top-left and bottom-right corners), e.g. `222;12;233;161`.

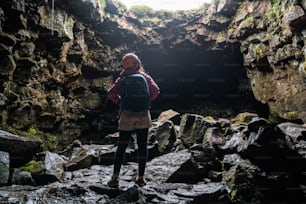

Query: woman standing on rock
107;53;160;187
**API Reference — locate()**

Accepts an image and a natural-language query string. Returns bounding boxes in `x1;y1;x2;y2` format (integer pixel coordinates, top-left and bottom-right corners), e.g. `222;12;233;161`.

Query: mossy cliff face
229;0;306;122
0;0;305;149
0;0;121;148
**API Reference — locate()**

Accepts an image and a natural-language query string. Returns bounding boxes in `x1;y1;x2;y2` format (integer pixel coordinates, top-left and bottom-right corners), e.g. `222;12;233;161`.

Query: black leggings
113;128;148;177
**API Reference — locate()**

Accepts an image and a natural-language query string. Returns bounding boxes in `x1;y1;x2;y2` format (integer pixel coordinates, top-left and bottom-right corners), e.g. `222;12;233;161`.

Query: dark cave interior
137;43;269;119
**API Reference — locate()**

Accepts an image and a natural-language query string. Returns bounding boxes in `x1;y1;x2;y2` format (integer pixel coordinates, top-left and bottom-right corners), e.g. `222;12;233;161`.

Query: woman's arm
107;77;120;104
144;74;160;101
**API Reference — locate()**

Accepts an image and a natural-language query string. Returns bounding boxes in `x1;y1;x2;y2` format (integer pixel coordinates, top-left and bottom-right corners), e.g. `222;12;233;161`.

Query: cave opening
136;43;269;119
92;41;270;143
117;0;211;11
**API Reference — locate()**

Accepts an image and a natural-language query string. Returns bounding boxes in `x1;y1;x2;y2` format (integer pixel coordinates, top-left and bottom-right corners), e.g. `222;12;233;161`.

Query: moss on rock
20;160;43;173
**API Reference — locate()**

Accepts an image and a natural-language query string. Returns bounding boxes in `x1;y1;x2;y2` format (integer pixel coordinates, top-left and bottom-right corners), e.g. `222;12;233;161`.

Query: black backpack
119;73;150;112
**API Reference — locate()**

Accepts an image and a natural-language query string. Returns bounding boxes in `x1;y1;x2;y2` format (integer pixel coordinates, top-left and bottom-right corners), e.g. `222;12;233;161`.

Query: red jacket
107;69;160;104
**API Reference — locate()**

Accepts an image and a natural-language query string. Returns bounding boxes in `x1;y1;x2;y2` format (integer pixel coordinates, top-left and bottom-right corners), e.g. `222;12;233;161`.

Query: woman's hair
122;53;145;73
138;66;145;73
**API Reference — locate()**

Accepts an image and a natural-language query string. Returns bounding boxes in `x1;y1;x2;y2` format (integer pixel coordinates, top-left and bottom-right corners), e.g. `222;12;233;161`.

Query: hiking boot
135;178;146;187
107;178;119;188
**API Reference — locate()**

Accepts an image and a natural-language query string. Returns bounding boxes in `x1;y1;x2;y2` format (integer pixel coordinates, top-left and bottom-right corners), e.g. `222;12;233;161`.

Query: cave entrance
138;43;269;119
118;0;211;11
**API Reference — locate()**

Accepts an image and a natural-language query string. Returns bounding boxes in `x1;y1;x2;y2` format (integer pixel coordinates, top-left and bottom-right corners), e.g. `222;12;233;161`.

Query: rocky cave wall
0;0;305;149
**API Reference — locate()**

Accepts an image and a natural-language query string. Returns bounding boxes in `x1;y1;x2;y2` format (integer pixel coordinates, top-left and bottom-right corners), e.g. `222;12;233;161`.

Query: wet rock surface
1;111;306;203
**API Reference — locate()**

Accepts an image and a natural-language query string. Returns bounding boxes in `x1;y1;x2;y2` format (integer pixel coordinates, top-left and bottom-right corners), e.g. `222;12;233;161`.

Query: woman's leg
135;128;148;178
112;130;132;178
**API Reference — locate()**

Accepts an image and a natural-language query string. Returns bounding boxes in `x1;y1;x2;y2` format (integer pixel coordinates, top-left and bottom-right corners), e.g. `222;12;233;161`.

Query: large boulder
222;154;264;203
178;114;217;148
148;120;177;155
0;130;42;167
156;109;181;125
277;122;306;159
145;149;194;184
11;168;35;185
190;144;222;182
221;117;274;154
21;151;67;185
65;144;115;171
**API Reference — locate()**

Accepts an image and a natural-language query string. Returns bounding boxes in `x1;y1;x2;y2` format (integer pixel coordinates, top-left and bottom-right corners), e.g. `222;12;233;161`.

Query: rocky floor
1;111;306;203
